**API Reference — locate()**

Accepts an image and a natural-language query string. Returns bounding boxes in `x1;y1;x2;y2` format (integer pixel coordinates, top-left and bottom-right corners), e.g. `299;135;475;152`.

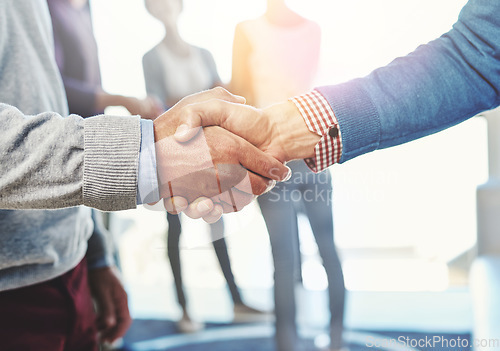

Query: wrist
264;101;320;162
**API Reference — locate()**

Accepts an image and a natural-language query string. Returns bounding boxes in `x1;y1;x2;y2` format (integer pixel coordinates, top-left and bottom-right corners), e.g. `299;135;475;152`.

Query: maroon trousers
0;259;98;351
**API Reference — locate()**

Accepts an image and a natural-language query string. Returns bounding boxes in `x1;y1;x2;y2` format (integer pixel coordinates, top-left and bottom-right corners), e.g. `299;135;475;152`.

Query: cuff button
328;126;339;138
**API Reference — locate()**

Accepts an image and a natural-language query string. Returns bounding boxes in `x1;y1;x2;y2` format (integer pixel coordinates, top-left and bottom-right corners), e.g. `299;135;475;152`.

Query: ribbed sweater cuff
83;115;141;211
316;81;381;163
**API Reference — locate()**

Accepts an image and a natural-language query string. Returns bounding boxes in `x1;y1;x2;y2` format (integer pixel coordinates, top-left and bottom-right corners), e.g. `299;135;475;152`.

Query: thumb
174;124;201;142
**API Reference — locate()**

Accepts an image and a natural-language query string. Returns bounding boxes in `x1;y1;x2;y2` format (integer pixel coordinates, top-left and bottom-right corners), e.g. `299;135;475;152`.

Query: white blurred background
89;0;481;328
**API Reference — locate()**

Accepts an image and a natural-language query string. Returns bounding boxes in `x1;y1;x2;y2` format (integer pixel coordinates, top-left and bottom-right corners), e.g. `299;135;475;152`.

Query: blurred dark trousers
258;161;345;351
167;213;243;307
0;259;98;351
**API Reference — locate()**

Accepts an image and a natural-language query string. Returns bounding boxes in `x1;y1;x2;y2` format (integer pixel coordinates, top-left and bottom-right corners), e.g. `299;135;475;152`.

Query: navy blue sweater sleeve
317;0;500;163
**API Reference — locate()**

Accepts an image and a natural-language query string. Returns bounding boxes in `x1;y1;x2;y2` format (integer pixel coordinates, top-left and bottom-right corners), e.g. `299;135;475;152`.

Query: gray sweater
0;0;140;290
143;44;220;108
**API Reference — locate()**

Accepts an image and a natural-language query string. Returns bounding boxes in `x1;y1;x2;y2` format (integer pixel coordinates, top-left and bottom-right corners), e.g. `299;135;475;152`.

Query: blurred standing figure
0;2;133;349
47;0;162;281
232;1;346;350
47;0;162;119
47;1;160;348
142;0;265;333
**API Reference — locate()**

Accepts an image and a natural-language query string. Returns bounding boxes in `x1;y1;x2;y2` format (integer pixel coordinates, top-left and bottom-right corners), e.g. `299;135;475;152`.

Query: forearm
319;0;500;163
0;104;84;208
0;103;141;211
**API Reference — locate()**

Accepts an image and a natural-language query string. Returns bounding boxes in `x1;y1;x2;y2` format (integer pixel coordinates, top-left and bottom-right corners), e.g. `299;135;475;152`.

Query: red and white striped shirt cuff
290;90;342;172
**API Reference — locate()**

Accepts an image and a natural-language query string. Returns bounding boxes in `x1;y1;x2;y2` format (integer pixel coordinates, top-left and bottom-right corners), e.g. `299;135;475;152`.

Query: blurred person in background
47;1;163;348
142;0;266;333
0;1;287;350
47;0;164;278
47;0;162;120
231;0;346;350
0;1;133;350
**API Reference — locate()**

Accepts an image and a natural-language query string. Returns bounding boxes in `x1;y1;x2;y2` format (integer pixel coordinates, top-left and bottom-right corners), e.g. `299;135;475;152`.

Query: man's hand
164;93;320;221
154;125;288;212
174;97;320;162
88;266;132;345
151;88;291;218
154;87;313;162
152;87;249;135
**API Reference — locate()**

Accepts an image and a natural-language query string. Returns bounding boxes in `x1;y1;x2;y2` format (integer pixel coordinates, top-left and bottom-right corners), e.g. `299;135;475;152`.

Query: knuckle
213;86;228;96
182;105;195;117
207;97;226;111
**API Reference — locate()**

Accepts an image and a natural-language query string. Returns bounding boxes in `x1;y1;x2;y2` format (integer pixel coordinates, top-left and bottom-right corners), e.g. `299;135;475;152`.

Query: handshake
147;87;320;222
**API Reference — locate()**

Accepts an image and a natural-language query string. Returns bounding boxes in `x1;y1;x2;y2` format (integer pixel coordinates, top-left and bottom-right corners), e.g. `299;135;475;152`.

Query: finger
238;143;290;183
163;196;189;214
174;124;202;142
237;176;276;196
183;197;215;219
101;288;132;343
159;88;246;141
239;172;276;196
218;160;276;198
176;87;245;110
143;200;167;212
202;203;224;223
217;187;256;213
175;99;259;144
283;167;293;182
219;199;251;214
178;109;290;182
174;99;233;142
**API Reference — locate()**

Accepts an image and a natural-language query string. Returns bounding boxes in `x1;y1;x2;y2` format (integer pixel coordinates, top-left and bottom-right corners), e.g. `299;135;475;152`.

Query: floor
115;206;473;335
111;199;475;350
124;319;471;351
127;284;473;333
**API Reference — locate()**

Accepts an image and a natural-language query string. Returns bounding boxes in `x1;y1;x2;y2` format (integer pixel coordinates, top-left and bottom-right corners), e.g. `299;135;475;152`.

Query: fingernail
172;197;188;213
283;167;292;182
197;200;211;213
174;124;190;138
265;180;277;194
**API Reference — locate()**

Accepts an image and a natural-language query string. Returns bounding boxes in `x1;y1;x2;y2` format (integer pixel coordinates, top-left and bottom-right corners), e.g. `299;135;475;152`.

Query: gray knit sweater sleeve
0;103;141;211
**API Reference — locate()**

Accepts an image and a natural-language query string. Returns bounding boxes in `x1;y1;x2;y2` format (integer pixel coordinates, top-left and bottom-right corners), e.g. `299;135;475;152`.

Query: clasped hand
149;87;291;222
